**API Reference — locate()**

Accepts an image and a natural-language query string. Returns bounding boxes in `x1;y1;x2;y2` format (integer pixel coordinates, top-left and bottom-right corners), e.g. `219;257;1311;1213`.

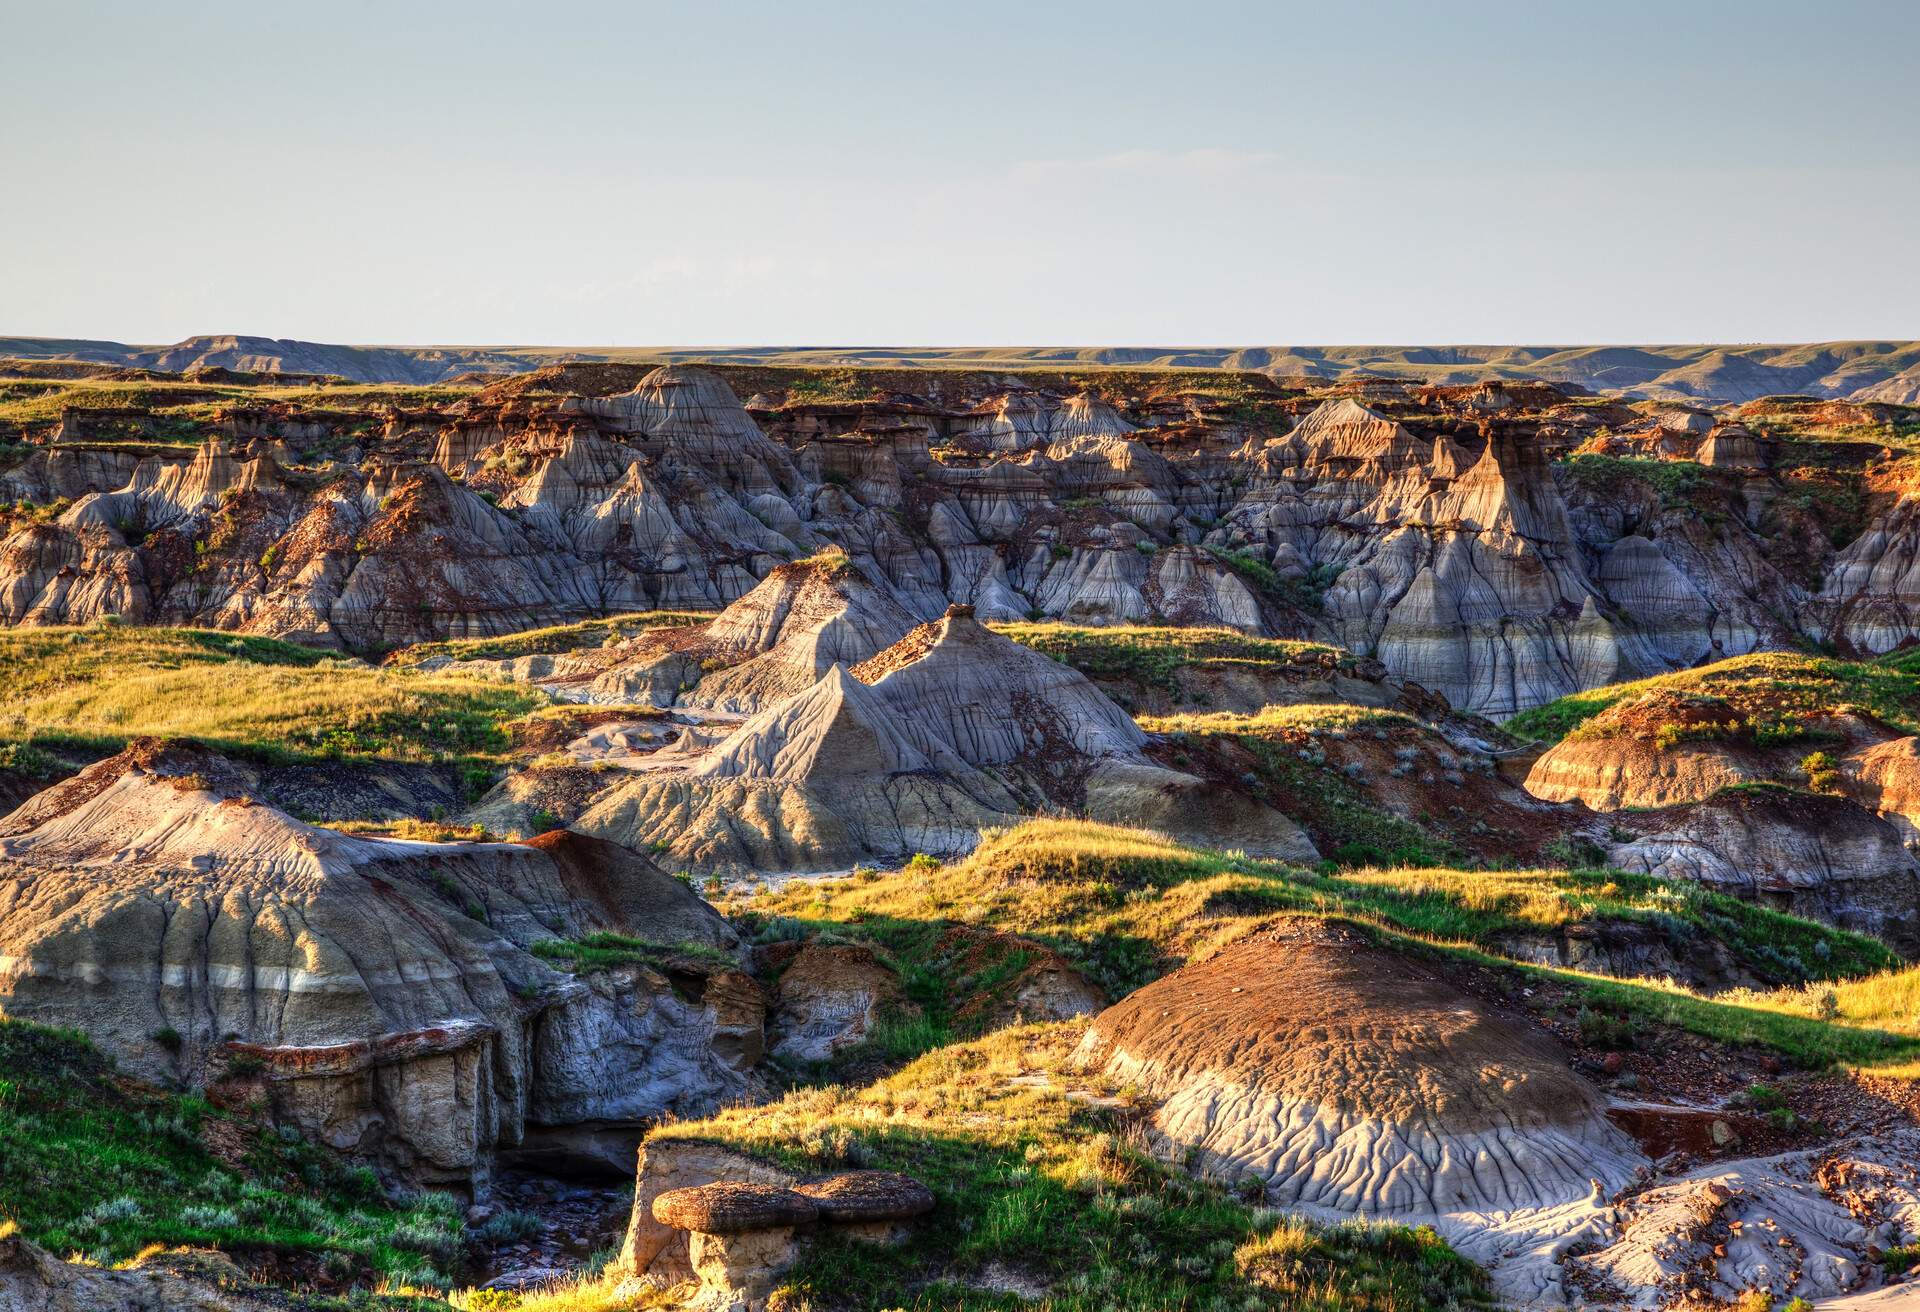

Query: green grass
1503;650;1920;744
653;1023;1498;1312
1202;546;1343;611
1142;704;1460;868
0;622;543;768
735;819;1894;1005
1557;453;1707;507
384;611;710;668
0;1016;465;1288
990;621;1350;697
529;932;737;974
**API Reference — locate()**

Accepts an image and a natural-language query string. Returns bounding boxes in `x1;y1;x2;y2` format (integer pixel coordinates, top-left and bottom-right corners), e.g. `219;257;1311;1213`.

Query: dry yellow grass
1139;702;1421;737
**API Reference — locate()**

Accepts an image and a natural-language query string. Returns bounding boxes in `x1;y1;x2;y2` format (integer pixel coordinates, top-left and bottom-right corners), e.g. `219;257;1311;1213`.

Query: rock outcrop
530;607;1318;874
0;366;1834;715
0;1227;291;1312
1607;788;1920;952
0;739;759;1186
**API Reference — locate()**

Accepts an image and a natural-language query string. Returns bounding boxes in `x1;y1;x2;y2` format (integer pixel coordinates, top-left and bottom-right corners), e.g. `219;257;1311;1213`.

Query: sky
2;0;1916;347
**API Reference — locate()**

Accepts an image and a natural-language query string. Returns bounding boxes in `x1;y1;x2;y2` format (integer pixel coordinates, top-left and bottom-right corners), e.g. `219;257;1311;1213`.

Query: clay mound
693;664;938;784
681;551;922;714
1607;786;1920;951
0;738;752;1183
1077;920;1635;1199
1075;920;1644;1303
851;604;1147;765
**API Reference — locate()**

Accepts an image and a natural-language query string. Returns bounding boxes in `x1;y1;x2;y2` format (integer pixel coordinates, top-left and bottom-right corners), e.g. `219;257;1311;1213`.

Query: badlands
5;355;1920;1311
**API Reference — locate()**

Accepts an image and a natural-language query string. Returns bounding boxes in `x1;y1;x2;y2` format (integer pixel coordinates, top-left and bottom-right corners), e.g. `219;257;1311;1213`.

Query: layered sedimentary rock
0;366;1831;714
0;739;758;1186
1072;919;1646;1306
1818;494;1920;655
1606;788;1920;951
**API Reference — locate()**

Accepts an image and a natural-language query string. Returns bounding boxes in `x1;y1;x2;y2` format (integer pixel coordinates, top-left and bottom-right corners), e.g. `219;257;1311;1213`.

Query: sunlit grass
1503;650;1920;743
0;623;541;765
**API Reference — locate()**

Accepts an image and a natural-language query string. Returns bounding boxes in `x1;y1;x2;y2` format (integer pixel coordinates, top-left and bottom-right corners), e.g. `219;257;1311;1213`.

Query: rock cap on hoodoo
652;1182;820;1233
793;1171;935;1222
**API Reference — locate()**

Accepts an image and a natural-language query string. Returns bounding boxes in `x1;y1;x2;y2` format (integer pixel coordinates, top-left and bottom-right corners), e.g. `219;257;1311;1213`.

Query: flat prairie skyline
2;0;1916;345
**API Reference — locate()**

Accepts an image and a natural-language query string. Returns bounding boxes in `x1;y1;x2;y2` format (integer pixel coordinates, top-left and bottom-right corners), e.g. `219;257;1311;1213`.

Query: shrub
1576;1005;1634;1051
1801;750;1841;793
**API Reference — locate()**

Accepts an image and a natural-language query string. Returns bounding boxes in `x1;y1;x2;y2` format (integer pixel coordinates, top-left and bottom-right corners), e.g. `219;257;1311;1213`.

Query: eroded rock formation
0;739;760;1186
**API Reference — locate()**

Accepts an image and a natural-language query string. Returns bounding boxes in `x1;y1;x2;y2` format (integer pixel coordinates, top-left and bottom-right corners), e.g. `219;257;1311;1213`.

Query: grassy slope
1142;704;1464;867
1503;650;1920;744
0;623;543;768
0;1017;463;1290
990;622;1348;697
384;611;710;668
732;820;1909;1070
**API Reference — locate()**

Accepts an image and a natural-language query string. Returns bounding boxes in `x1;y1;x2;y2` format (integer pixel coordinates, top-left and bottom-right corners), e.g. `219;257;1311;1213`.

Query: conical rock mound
682;551;922;714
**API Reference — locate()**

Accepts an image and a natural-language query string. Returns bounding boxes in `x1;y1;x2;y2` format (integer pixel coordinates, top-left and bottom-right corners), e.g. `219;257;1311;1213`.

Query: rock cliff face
1606;788;1920;952
0;739;759;1187
0;364;1868;716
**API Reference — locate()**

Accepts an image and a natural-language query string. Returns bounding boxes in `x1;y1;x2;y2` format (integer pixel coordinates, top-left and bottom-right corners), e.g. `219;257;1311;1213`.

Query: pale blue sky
2;0;1916;345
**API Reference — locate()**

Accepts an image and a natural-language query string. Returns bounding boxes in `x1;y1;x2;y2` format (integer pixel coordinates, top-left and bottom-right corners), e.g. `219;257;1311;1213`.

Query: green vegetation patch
1504;650;1920;744
384;611;709;668
991;621;1350;696
1203;545;1344;611
530;932;737;974
737;819;1892;1007
0;1016;464;1288
1557;453;1708;507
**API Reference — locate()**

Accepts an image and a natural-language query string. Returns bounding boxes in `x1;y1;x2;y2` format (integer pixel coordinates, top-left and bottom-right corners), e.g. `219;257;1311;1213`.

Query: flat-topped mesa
1074;918;1644;1305
0;738;757;1186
